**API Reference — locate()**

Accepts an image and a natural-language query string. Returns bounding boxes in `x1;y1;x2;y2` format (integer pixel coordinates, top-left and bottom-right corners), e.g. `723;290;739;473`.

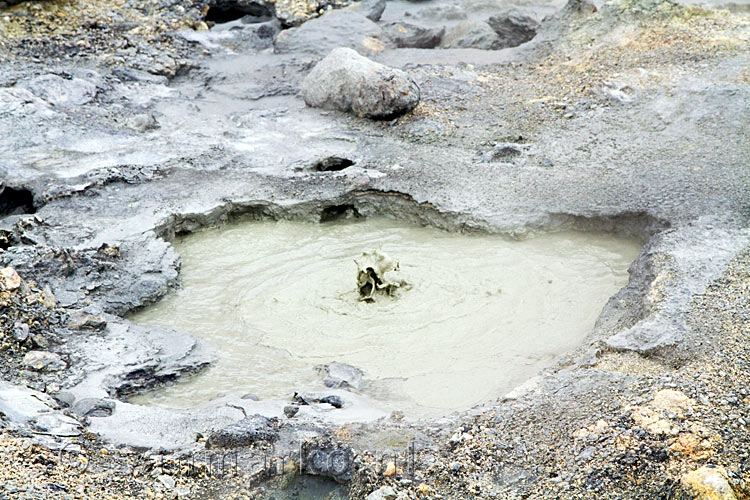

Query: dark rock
207;414;278;448
0;186;35;217
487;9;539;48
274;11;381;57
319;395;343;408
72;398;116;417
483;143;524;162
302;442;353;482
382;22;444;49
440;21;501;50
293;392;311;405
302;48;420;119
204;0;273;24
284;404;300;418
240;392;259;400
312;157;355;172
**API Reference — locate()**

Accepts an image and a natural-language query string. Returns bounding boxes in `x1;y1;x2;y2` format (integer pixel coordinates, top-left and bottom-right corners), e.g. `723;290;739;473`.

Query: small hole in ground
313;157;356;172
320;204;360;222
0;186;35;217
204;0;273;24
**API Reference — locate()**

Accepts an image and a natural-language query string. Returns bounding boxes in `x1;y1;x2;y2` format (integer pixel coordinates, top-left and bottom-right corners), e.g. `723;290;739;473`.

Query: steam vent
0;0;748;498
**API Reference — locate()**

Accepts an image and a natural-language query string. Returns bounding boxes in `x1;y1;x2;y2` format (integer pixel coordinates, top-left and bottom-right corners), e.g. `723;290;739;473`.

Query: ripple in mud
131;218;641;416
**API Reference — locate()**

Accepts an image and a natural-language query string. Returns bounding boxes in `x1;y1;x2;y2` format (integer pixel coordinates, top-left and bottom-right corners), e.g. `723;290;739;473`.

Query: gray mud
0;0;748;498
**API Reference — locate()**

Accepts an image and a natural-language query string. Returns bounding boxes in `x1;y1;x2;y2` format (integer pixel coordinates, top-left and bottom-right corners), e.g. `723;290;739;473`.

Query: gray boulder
207;414;278;448
302;47;420;119
274;10;382;57
487;9;539;48
382;22;444;49
440;21;501;50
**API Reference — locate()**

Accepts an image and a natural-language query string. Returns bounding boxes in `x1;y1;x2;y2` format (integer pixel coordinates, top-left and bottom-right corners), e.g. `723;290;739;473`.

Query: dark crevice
0;185;35;217
313;157;356;172
320;204;360;223
204;1;273;24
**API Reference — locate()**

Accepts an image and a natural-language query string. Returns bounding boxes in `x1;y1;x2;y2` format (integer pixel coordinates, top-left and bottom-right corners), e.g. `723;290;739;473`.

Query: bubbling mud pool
131;217;641;417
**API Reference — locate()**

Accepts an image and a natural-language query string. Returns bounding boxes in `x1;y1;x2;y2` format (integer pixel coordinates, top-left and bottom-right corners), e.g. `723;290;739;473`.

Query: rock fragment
487;9;539;48
315;361;364;390
382;22;444;49
0;267;21;290
72;398;116;418
283;404;299;418
345;0;386;22
22;351;66;372
207;414;278;448
302;48;420;119
366;486;397;500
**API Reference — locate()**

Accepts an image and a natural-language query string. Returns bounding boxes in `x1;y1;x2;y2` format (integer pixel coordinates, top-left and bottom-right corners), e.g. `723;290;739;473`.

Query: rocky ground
0;0;748;498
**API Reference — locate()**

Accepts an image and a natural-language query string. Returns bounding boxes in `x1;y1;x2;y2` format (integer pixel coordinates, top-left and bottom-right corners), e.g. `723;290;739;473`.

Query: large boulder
274;10;382;56
301;47;420;119
440;21;501;50
487;9;539;48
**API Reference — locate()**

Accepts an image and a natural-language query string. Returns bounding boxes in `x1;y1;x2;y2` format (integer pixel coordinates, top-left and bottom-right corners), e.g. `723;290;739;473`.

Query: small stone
384;461;396;476
158;474;176;491
0;267;21;290
22;351;66;372
67;311;107;331
240;393;259;401
367;486;397;500
12;322;29;342
283;404;299;418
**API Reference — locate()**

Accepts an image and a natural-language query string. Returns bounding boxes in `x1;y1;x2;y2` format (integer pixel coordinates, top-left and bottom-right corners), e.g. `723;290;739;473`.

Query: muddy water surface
131;218;640;416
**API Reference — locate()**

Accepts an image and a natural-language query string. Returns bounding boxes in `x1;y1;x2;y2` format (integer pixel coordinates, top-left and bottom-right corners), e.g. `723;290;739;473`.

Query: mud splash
131;217;641;416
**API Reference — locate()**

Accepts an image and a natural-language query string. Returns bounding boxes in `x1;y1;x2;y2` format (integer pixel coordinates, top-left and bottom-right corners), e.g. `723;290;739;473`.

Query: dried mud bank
1;0;749;498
